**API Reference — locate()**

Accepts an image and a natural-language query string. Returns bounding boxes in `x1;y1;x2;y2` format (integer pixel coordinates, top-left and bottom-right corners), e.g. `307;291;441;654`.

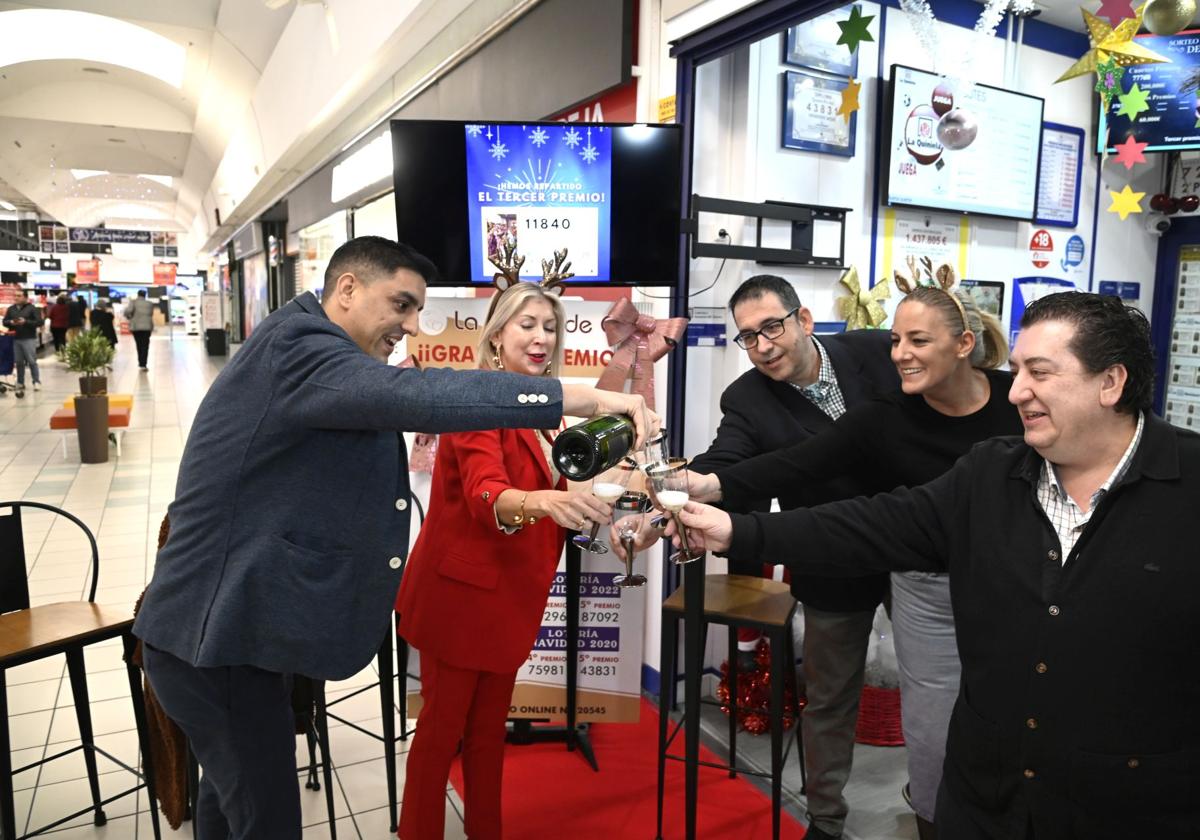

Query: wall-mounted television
1097;29;1200;153
885;65;1044;220
390;120;682;286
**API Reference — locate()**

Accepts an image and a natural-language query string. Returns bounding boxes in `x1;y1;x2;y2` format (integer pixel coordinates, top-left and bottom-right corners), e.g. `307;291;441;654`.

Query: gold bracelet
513;492;527;526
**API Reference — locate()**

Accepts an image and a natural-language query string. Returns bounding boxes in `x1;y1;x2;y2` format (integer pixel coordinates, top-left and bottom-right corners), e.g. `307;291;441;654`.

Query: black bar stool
656;574;805;840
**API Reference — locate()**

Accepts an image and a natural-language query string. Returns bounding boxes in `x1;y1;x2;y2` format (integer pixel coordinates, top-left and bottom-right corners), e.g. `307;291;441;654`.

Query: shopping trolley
0;333;23;397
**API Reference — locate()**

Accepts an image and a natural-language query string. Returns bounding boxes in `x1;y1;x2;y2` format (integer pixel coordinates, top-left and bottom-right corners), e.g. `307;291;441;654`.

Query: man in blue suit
134;236;653;839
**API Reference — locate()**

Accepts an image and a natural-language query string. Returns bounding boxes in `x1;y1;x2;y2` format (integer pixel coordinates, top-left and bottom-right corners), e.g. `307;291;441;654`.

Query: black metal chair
657;574;806;840
0;501;161;840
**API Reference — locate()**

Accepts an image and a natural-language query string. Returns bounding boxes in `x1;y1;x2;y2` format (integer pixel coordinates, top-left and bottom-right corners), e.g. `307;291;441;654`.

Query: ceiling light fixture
0;200;15;211
0;9;186;88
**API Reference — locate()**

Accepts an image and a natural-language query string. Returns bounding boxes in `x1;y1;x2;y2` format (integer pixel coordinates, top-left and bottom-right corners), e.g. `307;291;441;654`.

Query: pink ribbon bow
595;298;688;410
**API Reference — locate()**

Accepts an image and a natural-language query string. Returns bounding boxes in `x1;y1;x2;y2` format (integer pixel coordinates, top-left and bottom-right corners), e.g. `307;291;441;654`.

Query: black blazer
728;415;1200;839
690;329;898;612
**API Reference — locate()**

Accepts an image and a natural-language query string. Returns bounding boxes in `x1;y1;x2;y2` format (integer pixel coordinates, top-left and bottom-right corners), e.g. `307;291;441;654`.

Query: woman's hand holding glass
572;461;638;554
538;489;614;532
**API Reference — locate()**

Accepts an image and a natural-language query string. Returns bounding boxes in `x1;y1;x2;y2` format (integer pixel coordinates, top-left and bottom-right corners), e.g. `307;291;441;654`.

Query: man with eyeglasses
688;274;898;840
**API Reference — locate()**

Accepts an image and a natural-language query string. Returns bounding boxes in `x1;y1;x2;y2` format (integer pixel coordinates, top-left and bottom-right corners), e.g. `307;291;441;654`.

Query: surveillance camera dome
1144;213;1171;236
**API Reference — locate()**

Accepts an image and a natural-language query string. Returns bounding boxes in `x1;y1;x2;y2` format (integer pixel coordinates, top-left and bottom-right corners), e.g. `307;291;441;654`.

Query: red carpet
448;699;807;839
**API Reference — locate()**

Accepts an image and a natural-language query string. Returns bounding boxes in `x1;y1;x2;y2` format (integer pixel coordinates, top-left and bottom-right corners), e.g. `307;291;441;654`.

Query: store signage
70;227;153;245
1097;280;1140;300
153;262;177;285
39;258;61;271
548;79;638;124
76;259;100;283
657;94;676;123
330;132;393;203
1061;235;1085;271
1030;229;1053;269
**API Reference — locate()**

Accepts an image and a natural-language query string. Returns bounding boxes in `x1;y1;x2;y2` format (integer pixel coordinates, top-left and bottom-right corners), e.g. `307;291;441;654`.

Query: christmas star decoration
1108;184;1145;220
1113;134;1148;169
1096;0;1137;24
1094;57;1125;104
1117;83;1151;120
1056;4;1170;83
836;6;875;54
838;79;861;123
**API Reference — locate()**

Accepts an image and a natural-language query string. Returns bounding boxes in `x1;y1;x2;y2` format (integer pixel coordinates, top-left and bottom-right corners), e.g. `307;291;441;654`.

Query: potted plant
64;329;114;463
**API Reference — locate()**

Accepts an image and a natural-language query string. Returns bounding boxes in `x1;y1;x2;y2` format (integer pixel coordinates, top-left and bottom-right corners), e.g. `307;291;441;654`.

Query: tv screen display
886;65;1044;220
1097;29;1200;153
390;120;682;286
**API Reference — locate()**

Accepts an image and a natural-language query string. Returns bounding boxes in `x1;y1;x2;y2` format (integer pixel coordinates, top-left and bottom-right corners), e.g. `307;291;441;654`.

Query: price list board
1164;247;1200;431
1035;124;1083;228
509;556;645;723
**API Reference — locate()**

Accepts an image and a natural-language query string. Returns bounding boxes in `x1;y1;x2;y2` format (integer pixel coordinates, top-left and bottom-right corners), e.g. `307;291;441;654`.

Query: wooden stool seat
50;407;132;429
662;574;796;628
0;602;132;664
61;394;134;410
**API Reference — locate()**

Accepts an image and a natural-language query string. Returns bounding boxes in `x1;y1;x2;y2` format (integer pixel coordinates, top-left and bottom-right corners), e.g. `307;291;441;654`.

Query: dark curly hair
1019;292;1153;415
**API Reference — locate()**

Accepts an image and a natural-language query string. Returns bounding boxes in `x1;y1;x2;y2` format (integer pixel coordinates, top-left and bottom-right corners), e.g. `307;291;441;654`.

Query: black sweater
718;368;1022;512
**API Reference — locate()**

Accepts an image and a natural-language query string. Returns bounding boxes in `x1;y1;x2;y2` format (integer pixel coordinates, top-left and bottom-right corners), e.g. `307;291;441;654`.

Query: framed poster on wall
782;7;860;78
782;69;856;157
1035;123;1084;229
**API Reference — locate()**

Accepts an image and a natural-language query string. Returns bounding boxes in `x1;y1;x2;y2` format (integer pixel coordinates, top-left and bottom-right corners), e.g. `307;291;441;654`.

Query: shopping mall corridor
1;332;460;839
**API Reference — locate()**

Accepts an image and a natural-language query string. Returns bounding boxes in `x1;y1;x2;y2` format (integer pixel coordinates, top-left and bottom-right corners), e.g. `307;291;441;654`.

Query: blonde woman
395;281;612;840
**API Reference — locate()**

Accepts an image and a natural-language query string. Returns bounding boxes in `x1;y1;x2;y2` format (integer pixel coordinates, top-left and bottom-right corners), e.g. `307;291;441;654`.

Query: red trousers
398;654;517;840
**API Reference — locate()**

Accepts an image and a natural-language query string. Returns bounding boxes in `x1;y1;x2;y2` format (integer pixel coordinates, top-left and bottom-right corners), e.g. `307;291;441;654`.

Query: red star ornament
1096;0;1137;24
1113;135;1148;169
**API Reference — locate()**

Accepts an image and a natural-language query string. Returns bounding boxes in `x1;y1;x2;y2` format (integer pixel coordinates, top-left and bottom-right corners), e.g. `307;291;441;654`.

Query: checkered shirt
790;338;847;420
1036;412;1144;565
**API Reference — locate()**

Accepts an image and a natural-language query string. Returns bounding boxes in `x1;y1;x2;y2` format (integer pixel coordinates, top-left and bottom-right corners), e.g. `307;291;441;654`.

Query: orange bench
50;407;131;458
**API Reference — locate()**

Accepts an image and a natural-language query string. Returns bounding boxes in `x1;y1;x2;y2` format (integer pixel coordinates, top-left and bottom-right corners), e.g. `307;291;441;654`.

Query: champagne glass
612;491;649;587
642;430;670;473
645;457;703;565
573;460;637;554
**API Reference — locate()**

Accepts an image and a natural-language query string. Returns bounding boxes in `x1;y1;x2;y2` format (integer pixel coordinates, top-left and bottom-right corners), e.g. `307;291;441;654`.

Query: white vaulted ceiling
0;0;290;240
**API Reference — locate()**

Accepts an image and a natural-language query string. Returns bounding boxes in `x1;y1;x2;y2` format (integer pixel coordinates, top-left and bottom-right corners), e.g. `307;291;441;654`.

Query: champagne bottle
551;414;635;481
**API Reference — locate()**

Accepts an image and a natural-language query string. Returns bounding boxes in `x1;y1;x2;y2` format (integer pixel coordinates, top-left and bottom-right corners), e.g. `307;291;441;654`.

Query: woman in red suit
395;282;614;840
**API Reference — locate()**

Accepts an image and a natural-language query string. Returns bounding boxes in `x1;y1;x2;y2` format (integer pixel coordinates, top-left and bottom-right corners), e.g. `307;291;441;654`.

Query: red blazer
396;427;566;673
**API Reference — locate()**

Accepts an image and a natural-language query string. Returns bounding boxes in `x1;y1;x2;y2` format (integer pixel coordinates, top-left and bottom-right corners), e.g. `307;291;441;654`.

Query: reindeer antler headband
488;242;573;297
894;259;969;333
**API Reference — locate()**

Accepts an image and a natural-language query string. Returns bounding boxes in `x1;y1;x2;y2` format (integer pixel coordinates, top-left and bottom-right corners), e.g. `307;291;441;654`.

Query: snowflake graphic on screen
466;124;484;137
529;127;549;147
489;140;509;161
580;143;599;164
563;127;581;148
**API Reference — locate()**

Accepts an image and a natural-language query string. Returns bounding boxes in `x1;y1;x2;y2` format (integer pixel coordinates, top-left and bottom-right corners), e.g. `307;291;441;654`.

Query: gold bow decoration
595;298;688;411
836;266;891;330
1055;3;1170;83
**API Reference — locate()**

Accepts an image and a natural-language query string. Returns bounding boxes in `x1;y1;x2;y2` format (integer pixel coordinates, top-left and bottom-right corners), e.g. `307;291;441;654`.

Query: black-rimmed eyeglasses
733;308;799;350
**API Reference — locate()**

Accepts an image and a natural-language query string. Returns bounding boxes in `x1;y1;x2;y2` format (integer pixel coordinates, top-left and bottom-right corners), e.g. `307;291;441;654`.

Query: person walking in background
66;292;86;340
124;290;155;369
90;299;118;348
3;289;44;392
48;293;70;352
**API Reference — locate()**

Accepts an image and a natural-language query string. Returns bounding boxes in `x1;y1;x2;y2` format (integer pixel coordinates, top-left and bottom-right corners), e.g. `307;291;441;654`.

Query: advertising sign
75;259;100;283
464;123;612;283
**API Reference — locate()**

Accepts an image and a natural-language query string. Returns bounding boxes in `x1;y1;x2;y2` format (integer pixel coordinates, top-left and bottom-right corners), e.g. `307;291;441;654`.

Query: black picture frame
782;7;860;79
781;69;856;158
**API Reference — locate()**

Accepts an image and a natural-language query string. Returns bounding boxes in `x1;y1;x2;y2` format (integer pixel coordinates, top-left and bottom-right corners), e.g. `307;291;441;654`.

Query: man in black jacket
3;290;44;392
688;275;898;840
674;293;1197;839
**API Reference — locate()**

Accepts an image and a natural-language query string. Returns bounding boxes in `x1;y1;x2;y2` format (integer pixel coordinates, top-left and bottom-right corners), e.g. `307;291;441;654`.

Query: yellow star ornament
1055;3;1170;83
838;78;861;123
1107;184;1145;220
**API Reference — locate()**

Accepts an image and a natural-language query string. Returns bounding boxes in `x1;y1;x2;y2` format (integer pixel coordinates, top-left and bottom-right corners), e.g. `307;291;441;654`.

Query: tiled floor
2;332;460;839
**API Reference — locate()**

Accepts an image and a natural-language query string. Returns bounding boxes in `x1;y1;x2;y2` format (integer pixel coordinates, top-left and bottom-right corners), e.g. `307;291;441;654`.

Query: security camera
1145;213;1171;236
